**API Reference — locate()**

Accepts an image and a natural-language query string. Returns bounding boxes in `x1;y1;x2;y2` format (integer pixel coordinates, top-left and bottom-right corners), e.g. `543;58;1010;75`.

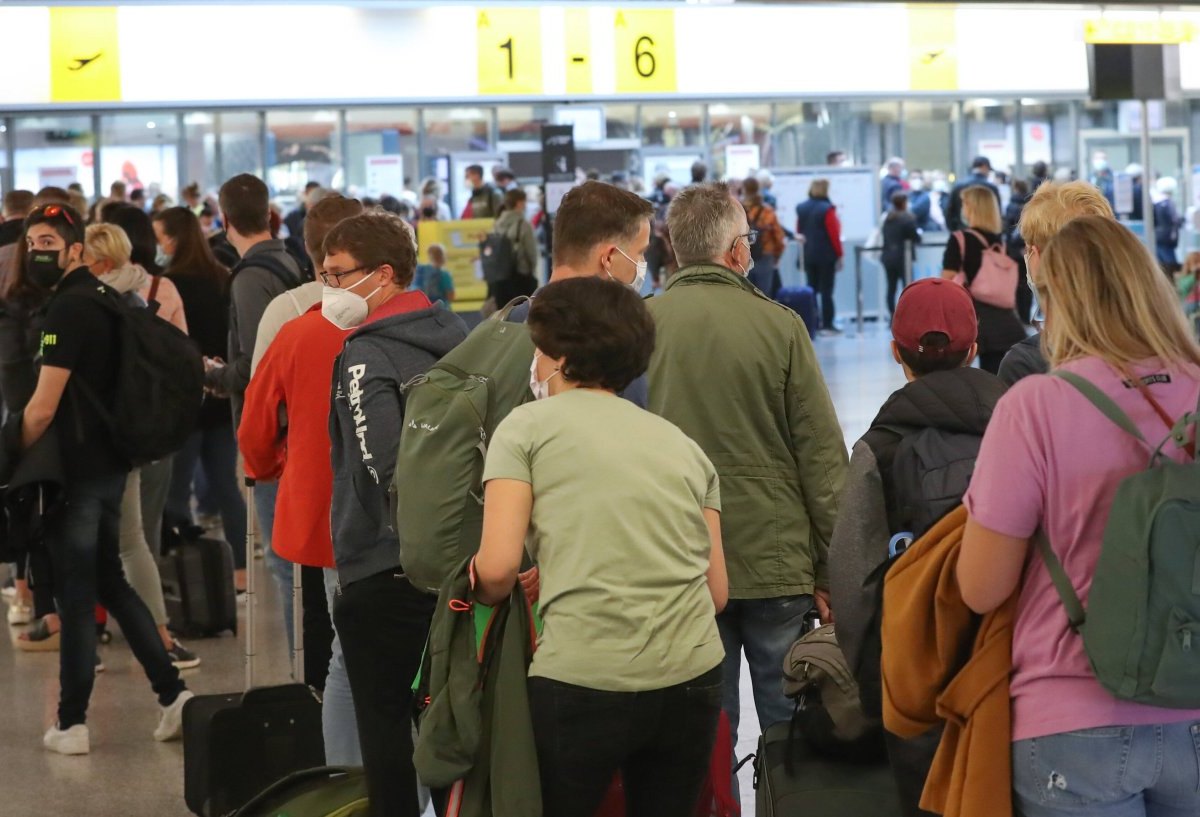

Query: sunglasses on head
37;204;76;226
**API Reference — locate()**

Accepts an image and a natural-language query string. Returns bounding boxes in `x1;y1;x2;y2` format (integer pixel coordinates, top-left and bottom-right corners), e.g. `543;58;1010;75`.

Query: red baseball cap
892;278;977;354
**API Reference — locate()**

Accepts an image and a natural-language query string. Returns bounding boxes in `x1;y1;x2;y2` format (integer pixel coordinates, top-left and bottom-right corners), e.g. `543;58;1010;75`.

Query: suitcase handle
245;477;256;691
228;766;360;816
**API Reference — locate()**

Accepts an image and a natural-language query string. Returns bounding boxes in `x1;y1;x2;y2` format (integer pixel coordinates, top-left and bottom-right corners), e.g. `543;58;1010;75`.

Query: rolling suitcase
776;287;819;339
755;720;902;817
183;478;325;817
231;767;368;817
161;526;237;638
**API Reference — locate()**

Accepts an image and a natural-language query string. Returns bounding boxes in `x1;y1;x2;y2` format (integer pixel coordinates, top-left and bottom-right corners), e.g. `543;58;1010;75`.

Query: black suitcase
162;528;237;638
776;286;819;339
755;720;902;817
183;478;325;817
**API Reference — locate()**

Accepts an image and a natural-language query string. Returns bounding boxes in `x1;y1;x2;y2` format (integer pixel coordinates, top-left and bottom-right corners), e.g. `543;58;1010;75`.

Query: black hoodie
329;303;468;587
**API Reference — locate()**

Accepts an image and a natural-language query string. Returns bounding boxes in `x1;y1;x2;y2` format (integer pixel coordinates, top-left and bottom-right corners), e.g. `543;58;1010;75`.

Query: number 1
500;37;514;79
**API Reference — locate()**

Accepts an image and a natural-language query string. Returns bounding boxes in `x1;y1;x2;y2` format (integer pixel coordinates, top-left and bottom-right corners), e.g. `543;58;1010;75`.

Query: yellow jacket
881;505;1017;817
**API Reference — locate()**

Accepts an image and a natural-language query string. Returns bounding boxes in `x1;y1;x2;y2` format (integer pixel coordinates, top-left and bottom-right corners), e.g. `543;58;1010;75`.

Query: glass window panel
345;107;419;198
497;105;552;144
604;105;637;140
424;107;491;156
266;110;340;208
962;99;1018;179
901;101;955;180
641;104;702;148
13;115;95;199
98;113;179;203
217;111;262;184
772;102;836;167
179;112;217;203
708;103;770;179
0;121;9;196
1019;100;1074;174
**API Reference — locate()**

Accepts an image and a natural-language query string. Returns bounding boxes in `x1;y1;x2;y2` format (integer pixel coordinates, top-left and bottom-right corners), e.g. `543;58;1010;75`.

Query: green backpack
1037;370;1200;707
393;299;534;594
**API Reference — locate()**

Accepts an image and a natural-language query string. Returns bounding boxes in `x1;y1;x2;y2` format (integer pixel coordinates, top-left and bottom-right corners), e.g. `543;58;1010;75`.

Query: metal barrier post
854;245;864;336
903;240;913;287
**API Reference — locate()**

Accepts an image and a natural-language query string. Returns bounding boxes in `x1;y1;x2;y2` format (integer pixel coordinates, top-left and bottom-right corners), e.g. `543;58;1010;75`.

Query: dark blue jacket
1155;198;1183;264
796;197;842;268
910;190;934;232
881;175;905;212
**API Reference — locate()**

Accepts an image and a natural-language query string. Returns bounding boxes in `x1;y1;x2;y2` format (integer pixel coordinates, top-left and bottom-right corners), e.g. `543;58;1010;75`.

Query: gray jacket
329;304;468;587
997;333;1047;387
205;239;301;426
493;211;538;278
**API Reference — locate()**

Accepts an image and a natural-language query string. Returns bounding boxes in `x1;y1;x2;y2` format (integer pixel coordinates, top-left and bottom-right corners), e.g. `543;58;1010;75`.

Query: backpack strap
966;228;1003;253
233;253;301;290
1034;530;1086;632
1052;370;1148;445
148;274;162;304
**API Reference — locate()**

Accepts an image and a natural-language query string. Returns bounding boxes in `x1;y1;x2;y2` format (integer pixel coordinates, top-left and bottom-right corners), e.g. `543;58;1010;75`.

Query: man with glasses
21;203;191;755
645;183;847;776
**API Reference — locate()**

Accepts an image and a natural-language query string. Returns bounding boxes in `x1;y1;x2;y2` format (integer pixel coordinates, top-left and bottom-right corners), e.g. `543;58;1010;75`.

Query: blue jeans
717;595;813;744
1013;722;1200;817
322;568;361;765
46;472;185;728
253;480;296;655
166;425;246;568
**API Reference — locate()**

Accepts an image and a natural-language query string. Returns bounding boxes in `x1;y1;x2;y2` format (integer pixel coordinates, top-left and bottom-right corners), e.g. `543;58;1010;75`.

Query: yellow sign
416;219;493;311
614;9;677;94
50;6;121;103
565;9;593;95
1085;18;1196;45
908;5;957;92
477;8;543;96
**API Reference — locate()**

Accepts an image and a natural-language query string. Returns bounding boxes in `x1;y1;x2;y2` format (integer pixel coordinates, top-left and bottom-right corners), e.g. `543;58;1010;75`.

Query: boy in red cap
828;277;1008;817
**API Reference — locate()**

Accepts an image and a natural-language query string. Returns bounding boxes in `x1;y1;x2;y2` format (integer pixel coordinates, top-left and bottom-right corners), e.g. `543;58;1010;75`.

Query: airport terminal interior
3;1;1200;816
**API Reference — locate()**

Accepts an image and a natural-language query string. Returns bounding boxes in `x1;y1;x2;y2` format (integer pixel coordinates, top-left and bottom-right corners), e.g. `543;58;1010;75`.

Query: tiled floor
0;327;906;817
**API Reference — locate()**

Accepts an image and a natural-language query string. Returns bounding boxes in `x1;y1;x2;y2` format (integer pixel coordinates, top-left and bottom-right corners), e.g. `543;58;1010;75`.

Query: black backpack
747;206;766;262
70;284;205;466
231;253;304;289
479;232;518;284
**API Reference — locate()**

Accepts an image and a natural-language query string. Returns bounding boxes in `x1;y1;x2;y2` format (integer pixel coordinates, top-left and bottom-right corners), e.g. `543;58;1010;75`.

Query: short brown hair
34;187;71;207
3;190;34;218
503;188;526;212
528;277;655;392
304;194;364;266
323;211;418;288
218;173;270;236
552;181;653;267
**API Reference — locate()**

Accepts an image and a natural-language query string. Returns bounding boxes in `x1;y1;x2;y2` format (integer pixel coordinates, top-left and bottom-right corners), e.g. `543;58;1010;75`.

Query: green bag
393;299;534;594
232;767;368;817
1037;370;1200;707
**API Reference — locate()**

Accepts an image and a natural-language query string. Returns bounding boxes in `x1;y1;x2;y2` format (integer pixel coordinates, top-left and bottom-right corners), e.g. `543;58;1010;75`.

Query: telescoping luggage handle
244;476;305;692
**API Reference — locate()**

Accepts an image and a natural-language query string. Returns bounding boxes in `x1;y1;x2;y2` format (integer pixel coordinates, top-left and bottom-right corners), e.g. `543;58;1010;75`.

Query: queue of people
0;168;1197;817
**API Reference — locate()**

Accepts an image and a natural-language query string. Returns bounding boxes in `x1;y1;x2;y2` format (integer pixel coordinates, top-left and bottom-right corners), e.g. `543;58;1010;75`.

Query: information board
770;166;880;243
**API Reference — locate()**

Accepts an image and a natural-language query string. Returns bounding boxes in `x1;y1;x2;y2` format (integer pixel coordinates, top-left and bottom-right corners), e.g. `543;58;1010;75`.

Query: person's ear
963;342;979;369
891;340;904;367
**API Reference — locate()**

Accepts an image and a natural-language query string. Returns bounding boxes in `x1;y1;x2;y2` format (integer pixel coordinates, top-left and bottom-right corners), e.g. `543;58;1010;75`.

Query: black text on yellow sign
477;8;543;96
50;6;122;103
908;5;957;92
565;8;592;95
614;9;677;94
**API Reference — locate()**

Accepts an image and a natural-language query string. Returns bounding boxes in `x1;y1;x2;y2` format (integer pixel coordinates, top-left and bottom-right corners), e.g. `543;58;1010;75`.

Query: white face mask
528;351;560;401
609;246;647;293
322;269;383;330
736;235;755;278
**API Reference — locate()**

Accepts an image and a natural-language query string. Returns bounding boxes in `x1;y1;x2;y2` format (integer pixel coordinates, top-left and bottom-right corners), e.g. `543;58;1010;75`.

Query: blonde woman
957;216;1200;816
82;223;199;669
941;185;1025;372
83;223;188;333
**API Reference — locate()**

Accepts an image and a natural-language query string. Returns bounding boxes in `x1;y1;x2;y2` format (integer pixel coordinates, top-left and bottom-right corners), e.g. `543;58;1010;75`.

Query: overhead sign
909;6;958;92
49;6;121;102
542;124;576;215
565;8;592;95
1085;18;1196;45
477;8;543;95
614;9;677;94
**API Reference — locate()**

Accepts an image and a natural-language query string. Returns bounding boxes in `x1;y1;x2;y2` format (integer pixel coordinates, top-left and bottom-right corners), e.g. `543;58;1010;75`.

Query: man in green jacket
647;182;848;751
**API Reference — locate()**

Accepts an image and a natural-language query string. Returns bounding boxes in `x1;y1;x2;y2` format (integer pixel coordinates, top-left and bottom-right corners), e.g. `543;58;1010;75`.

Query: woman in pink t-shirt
958;216;1200;817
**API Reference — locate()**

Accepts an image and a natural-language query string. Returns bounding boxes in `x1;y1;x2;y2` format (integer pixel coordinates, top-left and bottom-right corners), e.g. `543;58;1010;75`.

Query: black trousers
529;665;722;817
333;569;435;817
883;260;906;316
806;260;838;329
301;564;333;691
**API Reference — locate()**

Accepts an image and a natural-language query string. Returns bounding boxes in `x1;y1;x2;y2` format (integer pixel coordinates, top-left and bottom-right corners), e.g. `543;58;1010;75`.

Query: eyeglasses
37;204;76;226
735;230;759;250
320;265;369;286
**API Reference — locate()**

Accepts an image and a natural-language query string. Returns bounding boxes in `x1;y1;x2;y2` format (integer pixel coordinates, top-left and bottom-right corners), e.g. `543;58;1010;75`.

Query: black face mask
26;249;67;290
421;208;436;219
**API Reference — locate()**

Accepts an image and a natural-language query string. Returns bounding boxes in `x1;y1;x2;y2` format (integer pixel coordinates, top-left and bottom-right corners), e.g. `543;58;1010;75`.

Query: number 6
635;35;656;78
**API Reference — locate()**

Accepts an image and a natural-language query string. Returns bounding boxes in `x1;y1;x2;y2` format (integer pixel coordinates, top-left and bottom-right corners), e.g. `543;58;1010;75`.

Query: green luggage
231;767;368;817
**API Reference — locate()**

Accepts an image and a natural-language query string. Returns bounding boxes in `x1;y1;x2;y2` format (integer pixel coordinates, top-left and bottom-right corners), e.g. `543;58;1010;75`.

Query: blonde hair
1018;181;1114;252
961;186;1002;234
809;179;830;199
84;223;132;268
1039;216;1200;370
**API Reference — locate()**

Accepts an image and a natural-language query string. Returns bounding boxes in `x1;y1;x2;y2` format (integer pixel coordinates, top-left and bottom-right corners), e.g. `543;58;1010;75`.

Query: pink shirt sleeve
963;379;1048;539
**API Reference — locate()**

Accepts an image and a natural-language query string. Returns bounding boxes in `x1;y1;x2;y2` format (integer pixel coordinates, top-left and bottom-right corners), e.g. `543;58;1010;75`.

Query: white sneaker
43;723;90;755
7;600;33;625
154;689;194;742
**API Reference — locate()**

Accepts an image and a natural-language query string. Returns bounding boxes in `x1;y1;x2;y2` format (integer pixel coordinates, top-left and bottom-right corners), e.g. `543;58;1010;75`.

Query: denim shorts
1012;722;1200;817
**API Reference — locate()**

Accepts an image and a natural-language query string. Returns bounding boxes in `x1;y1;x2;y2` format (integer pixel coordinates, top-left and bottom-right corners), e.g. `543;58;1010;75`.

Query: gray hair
667;182;742;267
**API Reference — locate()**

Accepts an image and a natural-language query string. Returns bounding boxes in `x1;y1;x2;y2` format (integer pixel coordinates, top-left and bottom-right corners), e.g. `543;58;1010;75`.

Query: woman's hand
518;566;540;604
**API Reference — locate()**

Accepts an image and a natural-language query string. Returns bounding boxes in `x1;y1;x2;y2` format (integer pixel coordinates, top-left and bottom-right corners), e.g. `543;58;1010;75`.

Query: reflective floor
1;326;906;817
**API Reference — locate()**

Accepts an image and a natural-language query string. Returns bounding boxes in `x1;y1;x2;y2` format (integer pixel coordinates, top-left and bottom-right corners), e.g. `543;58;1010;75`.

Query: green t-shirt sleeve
696;442;721;512
483;407;534;485
441;270;456;294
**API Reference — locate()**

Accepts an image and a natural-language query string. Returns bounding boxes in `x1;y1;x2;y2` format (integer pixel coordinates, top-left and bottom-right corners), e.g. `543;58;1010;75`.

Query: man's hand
518;566;540;604
814;588;833;623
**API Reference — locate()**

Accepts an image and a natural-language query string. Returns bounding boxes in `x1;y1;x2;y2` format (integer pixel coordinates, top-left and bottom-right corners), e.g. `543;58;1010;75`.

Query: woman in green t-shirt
474;276;728;817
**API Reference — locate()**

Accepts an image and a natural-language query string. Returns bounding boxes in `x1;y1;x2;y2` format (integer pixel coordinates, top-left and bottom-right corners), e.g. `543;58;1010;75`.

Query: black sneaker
167;640;201;670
